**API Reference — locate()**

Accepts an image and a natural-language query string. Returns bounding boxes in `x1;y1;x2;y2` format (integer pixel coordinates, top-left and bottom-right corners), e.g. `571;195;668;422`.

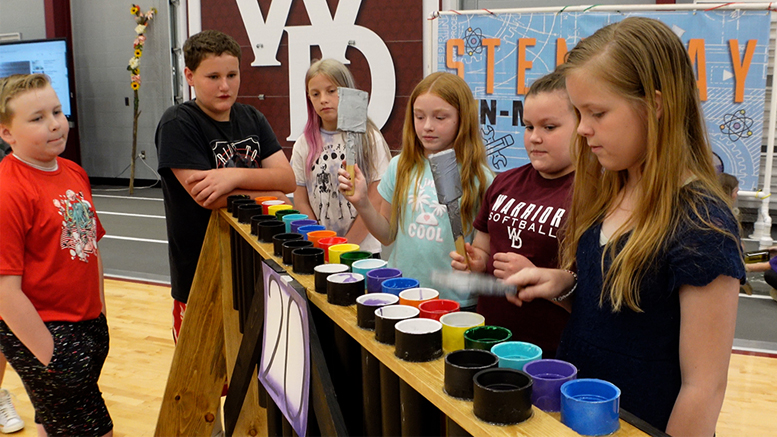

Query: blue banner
436;10;771;190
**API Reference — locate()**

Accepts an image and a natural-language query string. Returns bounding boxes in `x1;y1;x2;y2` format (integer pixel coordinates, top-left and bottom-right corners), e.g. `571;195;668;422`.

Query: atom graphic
719;109;754;142
464;27;484;56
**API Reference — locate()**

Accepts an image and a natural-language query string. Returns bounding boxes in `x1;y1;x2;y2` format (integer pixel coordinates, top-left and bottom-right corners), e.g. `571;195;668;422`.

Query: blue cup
491;341;543;371
298;224;326;240
282;213;308;233
560;379;621;436
290;219;317;234
381;277;420;296
366;268;402;293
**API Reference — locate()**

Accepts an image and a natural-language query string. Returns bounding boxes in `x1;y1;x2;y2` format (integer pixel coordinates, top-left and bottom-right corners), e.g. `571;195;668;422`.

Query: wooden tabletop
223;210;647;436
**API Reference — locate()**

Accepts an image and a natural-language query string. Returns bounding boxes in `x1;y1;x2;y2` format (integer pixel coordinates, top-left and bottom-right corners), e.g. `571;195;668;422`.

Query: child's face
0;85;68;168
413;92;459;157
185;53;240;122
307;73;339;131
523;90;575;179
566;69;648;177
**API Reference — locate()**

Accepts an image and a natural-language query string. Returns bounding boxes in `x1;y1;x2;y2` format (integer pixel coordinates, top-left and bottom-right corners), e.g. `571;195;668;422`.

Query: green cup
339;251;373;271
464;325;512;351
276;209;300;221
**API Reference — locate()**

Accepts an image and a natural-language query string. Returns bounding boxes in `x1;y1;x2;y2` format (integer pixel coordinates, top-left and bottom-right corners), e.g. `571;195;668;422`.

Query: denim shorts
0;314;113;436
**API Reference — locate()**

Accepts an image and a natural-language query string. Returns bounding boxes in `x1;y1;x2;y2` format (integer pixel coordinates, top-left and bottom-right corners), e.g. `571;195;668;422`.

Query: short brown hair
526;70;566;97
0;74;50;125
718;173;739;198
183;30;241;72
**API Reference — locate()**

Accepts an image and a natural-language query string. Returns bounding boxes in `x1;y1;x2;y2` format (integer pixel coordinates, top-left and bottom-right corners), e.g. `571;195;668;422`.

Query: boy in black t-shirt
155;30;295;339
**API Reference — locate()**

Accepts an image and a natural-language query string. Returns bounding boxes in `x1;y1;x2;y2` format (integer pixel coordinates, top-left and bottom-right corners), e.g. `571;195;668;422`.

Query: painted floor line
93;194;164;202
97;211;166;219
102;235;168;244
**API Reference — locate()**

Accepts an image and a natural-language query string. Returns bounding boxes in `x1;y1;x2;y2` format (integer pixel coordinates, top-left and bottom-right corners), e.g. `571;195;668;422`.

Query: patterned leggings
0;314;113;437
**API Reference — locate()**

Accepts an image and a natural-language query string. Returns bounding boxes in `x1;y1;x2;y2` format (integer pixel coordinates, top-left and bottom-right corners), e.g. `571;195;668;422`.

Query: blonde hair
0;74;50;125
303;59;390;181
390;72;491;238
559;17;739;311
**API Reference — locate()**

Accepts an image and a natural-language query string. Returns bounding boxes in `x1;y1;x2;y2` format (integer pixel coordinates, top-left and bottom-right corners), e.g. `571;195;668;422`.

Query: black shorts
0;314;113;436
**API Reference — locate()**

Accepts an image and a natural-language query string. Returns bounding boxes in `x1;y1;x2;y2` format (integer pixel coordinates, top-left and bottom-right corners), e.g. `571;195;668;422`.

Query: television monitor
0;38;72;118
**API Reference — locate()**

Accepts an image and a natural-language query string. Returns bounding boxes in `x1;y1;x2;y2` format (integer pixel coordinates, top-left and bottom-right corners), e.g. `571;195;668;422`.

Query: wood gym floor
1;185;774;436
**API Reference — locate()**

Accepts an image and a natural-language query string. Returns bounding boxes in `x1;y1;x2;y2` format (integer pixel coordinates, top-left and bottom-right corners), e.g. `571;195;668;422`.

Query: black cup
282;240;313;265
231;199;256;218
292;247;325;274
355;293;398;330
273;233;303;257
227;194;251;213
374;305;419;345
250;214;276;236
394;318;443;362
444;349;499;400
237;204;264;224
313;264;349;294
259;220;286;243
473;368;533;425
326;272;365;306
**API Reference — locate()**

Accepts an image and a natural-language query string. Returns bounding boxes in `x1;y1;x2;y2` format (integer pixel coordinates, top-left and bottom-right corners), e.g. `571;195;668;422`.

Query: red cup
261;199;285;215
419;299;460;321
308;230;337;248
318;236;347;262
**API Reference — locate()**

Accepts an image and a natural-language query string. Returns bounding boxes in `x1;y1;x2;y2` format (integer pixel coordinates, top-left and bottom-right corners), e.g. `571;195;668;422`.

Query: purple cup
366;268;402;294
523;359;578;412
381;277;420;296
290;219;317;234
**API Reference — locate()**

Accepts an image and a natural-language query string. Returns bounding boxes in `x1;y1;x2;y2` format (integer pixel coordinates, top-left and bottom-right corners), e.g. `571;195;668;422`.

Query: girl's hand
338;163;370;209
503;268;574;307
450;242;486;273
492;252;535;279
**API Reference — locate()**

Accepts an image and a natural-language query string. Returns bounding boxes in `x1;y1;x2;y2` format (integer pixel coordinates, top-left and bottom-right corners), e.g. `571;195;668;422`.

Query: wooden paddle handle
455;235;469;268
345;164;356;196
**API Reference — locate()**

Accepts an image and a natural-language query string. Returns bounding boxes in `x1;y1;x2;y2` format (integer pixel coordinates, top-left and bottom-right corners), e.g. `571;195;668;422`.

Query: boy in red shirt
0;74;112;436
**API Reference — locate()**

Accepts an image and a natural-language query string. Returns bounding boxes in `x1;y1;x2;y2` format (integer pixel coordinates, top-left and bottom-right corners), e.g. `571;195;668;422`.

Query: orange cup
399;287;440;308
308;230;337;248
318;236;347;262
254;196;278;204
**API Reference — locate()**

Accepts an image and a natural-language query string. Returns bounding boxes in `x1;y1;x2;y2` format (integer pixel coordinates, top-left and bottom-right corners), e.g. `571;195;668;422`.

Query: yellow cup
328;243;360;264
440;311;485;353
268;204;292;217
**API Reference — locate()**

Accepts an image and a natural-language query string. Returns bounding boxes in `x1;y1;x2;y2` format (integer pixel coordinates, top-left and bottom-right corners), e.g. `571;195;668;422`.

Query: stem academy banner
435;10;771;189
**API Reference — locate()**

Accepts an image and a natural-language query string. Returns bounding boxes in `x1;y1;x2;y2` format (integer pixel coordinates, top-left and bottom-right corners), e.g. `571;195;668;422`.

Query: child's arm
97;248;107;316
450;231;490;273
292;187;317;220
0;275;54;366
343;180;382;245
666;275;738;436
338;164;394;245
175;150;296;208
745;261;771;272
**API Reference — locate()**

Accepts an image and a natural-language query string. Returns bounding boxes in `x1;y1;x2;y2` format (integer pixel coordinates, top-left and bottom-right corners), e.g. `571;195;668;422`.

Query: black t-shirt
155;100;282;302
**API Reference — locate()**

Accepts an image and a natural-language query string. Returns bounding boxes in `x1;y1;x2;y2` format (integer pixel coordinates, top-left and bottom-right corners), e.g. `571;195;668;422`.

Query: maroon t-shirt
473;164;573;357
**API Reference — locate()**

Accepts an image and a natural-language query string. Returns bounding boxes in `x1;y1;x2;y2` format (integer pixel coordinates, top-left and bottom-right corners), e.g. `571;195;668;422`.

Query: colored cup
398;287;439;308
418;298;460;320
352;258;388;289
366;267;402;294
282;214;309;233
374;304;419;345
561;379;621;436
394;318;443;362
261;199;285;215
473;368;533;425
318;236;348;262
290;219;317;234
328;243;360;264
253;196;278;205
523;359;578;413
356;293;399;330
339;251;373;270
491;341;543;371
444;349;499;400
439;311;485;353
275;209;300;221
307;230;337;248
268;203;292;217
381;277;420;296
464;326;512;351
298;224;326;240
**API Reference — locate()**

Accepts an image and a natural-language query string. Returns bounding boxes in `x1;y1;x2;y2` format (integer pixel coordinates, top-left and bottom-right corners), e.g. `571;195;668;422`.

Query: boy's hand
450;242;486;273
338;164;370;209
492;252;535;279
186;169;240;207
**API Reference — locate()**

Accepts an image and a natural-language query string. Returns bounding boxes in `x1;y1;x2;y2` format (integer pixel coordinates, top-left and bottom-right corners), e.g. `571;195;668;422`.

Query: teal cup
352;258;388;289
282;213;308;233
490;341;543;371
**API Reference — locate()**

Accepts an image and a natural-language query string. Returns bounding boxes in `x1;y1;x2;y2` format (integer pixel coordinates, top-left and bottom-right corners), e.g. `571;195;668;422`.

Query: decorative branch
127;4;156;195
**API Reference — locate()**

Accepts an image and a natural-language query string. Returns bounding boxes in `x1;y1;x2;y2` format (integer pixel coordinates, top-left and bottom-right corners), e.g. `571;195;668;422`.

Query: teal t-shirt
378;155;492;306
